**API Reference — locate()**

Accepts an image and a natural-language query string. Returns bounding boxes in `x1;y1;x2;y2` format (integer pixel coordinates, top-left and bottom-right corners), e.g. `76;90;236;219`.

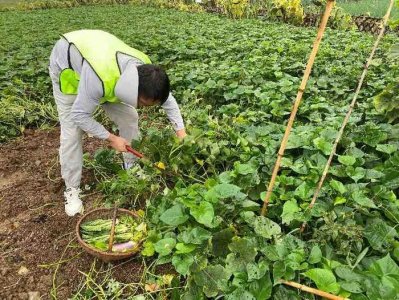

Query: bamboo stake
261;0;336;216
301;0;395;232
281;280;349;300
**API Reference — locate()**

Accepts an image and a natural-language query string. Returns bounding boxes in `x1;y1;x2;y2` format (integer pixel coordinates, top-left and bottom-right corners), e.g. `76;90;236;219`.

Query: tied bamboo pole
261;0;336;216
281;280;349;300
300;0;395;232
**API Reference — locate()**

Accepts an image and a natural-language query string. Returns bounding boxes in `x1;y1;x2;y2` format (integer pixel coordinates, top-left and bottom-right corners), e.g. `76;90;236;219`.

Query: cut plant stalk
300;0;395;232
281;280;349;300
261;0;336;216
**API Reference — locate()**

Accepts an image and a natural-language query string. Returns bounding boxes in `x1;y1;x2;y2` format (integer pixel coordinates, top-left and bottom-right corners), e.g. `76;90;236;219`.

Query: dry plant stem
281;280;349;300
260;0;336;216
51;235;76;299
108;203;118;252
301;0;395;231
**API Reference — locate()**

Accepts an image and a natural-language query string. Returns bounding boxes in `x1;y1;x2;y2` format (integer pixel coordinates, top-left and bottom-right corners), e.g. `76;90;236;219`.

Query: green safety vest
59;29;151;103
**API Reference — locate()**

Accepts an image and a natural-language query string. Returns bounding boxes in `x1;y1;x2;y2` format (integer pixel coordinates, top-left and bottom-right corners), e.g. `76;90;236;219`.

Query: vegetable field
1;4;399;299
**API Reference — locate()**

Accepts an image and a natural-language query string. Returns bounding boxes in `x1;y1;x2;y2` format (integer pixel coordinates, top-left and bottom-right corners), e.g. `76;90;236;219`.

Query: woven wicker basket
76;208;142;262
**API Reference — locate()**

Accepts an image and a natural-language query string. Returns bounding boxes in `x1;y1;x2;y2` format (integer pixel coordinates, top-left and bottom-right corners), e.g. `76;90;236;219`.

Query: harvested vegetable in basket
80;215;147;252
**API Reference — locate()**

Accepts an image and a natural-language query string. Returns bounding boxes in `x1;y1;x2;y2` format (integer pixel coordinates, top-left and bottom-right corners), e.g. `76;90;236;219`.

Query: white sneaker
64;187;84;216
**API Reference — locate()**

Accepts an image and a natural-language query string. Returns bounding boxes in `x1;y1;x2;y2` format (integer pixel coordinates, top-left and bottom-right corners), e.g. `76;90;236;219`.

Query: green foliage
307;0;355;29
131;0;204;12
373;0;399;123
269;0;304;25
2;4;399;299
374;81;399;123
216;0;250;19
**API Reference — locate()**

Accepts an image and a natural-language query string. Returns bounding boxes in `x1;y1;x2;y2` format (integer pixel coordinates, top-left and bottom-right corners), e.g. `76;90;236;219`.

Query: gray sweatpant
50;73;138;189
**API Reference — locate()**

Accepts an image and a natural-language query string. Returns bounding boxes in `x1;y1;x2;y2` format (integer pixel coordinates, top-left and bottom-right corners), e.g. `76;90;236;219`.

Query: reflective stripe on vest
59;29;151;103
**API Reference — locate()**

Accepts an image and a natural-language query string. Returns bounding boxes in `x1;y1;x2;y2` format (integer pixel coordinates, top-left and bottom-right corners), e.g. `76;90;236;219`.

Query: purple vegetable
112;241;137;252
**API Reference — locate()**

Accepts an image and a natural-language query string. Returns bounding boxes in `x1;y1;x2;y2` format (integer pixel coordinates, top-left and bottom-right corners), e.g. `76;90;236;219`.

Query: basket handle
108;203;118;252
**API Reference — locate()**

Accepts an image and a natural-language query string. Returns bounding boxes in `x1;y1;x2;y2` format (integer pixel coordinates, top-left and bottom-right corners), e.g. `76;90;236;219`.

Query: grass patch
338;0;399;18
303;0;399;19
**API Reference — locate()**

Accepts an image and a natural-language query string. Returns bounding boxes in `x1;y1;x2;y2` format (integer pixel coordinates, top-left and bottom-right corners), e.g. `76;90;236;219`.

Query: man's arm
162;93;186;138
70;62;129;150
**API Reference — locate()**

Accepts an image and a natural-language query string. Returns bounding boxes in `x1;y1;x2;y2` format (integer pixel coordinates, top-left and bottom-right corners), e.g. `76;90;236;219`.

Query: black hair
137;64;170;105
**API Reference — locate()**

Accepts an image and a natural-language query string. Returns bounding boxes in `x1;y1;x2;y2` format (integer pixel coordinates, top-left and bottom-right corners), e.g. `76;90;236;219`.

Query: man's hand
176;129;187;139
107;133;129;152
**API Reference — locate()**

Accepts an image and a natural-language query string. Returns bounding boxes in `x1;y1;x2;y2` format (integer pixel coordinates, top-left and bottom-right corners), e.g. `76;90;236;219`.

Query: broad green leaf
235;163;256;175
330;179;347;194
172;254;194;275
303;268;340;294
249;272;272;300
335;266;363;282
340;281;363;293
347;147;365;158
231;272;247;288
181;282;205;300
294;182;314;200
180;227;211;245
273;261;295;283
346;166;366;183
286;251;307;270
241;211;255;223
308;245;322;264
376;144;398;154
352;191;377;208
141;241;155;257
154;238;176;256
379;276;399;299
205;183;241;203
226;237;257;273
369;254;399;277
160;204;189;226
281;199;300;225
364;220;397;251
205;79;217;88
338;155;356;166
175;243;196;254
247;260;268;281
314;137;332;155
193;265;230;297
310;201;329;217
254;216;281;239
212;227;235;257
225;288;255;300
286;133;307;149
190;201;214;227
365;169;384;180
242;200;260;209
333;196;346;206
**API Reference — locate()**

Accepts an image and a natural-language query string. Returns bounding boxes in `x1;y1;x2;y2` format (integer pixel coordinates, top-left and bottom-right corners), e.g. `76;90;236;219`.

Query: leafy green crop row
2;5;399;299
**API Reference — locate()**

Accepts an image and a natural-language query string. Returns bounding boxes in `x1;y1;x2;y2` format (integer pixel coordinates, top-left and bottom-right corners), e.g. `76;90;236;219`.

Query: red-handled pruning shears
125;145;144;159
125;145;167;172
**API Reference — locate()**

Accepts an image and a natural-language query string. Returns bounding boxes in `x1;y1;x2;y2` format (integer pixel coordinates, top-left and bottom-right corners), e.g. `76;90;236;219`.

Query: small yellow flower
162;274;174;286
155;161;166;170
195;158;204;166
136;209;145;218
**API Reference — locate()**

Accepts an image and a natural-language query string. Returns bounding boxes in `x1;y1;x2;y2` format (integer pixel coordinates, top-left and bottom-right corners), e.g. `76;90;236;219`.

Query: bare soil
0;128;147;299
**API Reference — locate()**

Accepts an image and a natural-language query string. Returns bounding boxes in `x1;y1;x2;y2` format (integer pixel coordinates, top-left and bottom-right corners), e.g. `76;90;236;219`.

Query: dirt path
0;129;144;299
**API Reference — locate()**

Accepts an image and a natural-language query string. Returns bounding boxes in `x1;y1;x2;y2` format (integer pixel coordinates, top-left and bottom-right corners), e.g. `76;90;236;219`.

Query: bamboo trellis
261;0;336;216
259;0;396;298
301;0;395;231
